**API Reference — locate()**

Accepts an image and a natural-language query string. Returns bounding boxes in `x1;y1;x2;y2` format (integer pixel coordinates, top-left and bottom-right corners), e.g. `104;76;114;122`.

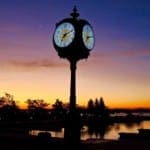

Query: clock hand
61;30;74;41
86;35;93;42
87;35;93;39
65;29;74;36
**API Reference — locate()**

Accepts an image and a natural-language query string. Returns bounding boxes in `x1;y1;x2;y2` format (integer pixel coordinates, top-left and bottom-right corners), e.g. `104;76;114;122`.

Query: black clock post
53;6;95;146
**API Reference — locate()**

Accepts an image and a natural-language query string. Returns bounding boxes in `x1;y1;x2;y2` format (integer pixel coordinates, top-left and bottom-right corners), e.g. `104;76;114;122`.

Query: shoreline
0;137;149;150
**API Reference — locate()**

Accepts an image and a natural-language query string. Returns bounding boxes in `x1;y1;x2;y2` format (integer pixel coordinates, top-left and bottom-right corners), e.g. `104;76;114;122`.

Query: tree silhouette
86;97;110;140
98;97;109;118
52;99;66;120
26;99;49;110
87;97;110;119
25;99;49;120
52;99;63;110
0;93;19;121
99;97;106;110
0;93;17;107
87;98;94;114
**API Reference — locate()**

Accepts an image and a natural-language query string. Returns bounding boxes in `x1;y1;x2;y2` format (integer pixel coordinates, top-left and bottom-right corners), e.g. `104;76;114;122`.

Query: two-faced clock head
82;24;95;50
53;7;95;61
53;22;75;48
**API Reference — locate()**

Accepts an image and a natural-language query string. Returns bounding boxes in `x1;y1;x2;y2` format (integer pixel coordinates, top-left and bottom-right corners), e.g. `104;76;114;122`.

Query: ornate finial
70;6;79;19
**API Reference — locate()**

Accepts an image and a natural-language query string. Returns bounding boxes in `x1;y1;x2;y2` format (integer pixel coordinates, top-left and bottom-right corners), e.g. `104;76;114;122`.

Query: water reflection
29;128;64;139
86;118;111;140
29;121;150;140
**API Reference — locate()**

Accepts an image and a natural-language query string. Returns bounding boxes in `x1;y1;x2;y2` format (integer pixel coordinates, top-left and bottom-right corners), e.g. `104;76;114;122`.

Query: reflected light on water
29;128;64;138
29;121;150;140
141;121;150;129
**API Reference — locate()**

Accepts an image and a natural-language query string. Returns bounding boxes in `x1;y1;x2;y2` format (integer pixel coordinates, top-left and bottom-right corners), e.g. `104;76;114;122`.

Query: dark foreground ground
0;135;149;150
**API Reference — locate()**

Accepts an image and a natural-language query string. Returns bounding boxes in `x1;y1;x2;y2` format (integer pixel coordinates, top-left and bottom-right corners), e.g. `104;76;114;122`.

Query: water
29;120;150;140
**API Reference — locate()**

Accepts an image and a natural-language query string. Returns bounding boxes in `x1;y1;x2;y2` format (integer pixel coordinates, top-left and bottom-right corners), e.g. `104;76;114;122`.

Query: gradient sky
0;0;150;108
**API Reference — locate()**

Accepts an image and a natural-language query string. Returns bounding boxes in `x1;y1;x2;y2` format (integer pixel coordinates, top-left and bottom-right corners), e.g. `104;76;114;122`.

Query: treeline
0;93;108;122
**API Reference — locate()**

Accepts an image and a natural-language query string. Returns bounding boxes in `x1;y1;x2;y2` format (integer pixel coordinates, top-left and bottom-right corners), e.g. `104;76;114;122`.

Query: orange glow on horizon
15;94;150;110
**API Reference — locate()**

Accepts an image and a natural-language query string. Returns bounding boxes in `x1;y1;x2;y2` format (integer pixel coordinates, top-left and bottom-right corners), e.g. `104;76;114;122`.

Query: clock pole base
64;111;81;147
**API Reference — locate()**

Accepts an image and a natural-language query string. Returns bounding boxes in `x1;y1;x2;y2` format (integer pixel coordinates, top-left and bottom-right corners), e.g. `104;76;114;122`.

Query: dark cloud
7;59;66;70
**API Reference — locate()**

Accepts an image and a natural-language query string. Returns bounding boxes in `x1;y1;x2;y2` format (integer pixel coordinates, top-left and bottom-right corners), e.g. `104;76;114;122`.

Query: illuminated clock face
53;22;75;48
82;24;95;50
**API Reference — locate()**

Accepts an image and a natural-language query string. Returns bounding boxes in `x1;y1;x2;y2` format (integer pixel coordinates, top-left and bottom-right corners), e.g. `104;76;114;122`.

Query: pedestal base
64;111;81;146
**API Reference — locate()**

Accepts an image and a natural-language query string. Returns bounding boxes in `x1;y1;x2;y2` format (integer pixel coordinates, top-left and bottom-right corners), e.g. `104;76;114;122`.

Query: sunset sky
0;0;150;109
